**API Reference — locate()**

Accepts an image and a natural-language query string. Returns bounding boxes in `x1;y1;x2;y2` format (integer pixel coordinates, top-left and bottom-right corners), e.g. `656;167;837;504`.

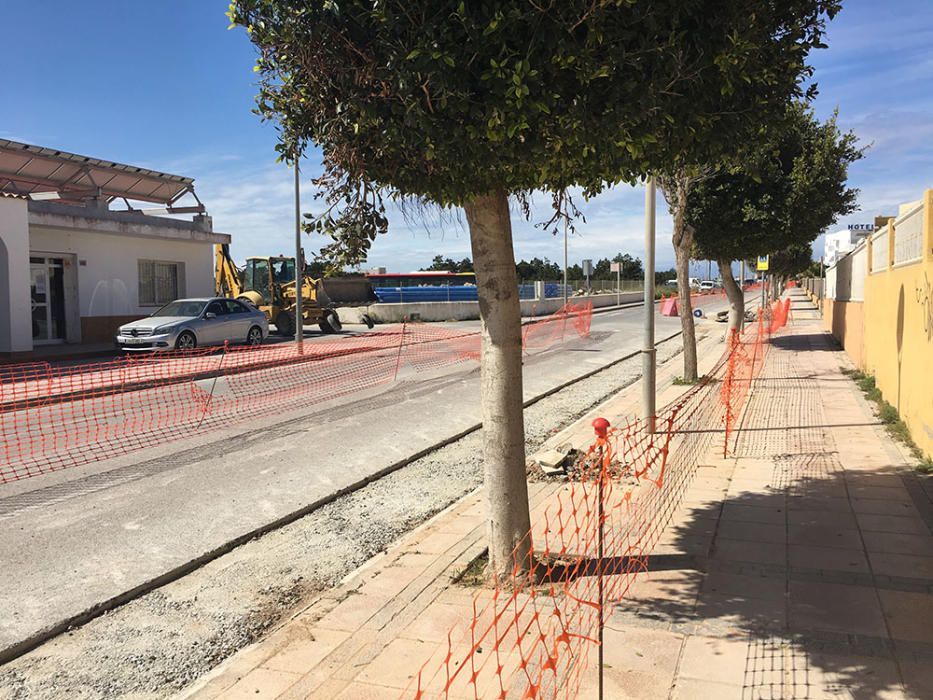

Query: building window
138;260;183;305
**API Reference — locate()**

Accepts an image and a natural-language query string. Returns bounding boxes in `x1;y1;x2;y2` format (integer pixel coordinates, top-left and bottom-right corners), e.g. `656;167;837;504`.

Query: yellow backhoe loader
214;244;342;336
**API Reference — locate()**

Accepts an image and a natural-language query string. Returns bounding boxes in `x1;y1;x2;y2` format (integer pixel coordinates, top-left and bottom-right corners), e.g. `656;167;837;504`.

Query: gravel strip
0;340;684;700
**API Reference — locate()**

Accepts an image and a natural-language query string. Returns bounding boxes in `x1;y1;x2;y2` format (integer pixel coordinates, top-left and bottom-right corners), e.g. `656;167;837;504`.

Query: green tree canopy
770;243;816;278
687;103;862;262
515;257;562;281
231;0;842;267
422;255;474;273
591;253;643;280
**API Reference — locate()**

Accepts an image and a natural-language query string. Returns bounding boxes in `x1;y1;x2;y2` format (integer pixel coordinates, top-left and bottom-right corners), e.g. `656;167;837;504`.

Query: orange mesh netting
0;303;593;484
522;301;593;354
406;301;788;700
720;317;769;457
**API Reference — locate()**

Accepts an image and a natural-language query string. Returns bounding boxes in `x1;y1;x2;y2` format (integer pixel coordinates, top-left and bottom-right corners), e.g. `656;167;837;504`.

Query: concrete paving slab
877;589;933;644
676;635;750;685
788;580;888;637
788;544;871;574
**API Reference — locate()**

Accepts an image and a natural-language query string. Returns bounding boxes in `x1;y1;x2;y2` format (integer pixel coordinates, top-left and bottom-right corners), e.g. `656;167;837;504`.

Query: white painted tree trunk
718;259;744;334
463;191;532;583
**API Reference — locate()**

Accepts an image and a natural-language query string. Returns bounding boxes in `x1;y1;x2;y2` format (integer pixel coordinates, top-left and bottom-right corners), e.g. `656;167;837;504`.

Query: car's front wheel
247;326;263;346
175;331;197;350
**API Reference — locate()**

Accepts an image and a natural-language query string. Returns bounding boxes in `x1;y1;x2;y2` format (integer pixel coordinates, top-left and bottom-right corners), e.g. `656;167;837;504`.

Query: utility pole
616;263;621;307
294;162;303;353
563;217;569;306
643;176;656;434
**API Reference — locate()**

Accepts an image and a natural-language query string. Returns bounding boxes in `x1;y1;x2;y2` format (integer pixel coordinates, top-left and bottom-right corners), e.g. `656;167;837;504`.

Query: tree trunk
659;171;700;383
463;191;532;583
672;216;698;382
718;259;744;334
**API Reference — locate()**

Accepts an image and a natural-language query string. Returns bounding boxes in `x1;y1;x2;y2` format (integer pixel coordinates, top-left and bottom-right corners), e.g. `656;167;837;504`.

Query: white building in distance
823;225;874;266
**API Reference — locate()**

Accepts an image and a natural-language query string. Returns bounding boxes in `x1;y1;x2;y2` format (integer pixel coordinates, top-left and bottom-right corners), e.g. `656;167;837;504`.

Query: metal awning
0;139;199;207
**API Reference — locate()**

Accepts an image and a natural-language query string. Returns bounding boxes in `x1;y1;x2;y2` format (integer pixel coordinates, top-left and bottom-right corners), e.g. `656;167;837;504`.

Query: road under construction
0;297;733;697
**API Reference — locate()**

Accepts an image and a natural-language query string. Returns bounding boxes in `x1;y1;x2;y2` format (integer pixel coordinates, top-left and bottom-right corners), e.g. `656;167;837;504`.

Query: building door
30;256;66;344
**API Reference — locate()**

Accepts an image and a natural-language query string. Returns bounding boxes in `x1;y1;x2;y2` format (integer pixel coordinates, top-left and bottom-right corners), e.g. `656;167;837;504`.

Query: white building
823;226;873;266
0;140;230;358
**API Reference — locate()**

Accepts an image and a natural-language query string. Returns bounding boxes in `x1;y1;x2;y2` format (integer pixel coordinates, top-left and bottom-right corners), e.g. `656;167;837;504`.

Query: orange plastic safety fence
0;303;594;484
720;318;768;457
522;301;593;354
404;329;765;700
767;297;792;334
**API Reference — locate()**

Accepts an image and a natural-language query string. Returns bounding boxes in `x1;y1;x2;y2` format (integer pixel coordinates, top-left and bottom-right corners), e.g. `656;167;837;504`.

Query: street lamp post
294;162;303;354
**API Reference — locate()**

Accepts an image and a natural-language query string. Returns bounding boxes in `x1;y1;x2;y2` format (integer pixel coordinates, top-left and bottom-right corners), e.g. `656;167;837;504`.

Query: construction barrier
720;319;768;457
406;297;789;700
522;300;593;353
659;296;678;316
0;302;594;484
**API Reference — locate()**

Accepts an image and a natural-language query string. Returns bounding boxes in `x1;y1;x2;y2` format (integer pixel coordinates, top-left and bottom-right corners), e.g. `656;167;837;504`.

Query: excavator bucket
316;277;378;305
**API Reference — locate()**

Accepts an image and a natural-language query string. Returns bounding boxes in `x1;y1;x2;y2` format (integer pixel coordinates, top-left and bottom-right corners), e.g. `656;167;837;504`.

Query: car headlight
153;325;176;334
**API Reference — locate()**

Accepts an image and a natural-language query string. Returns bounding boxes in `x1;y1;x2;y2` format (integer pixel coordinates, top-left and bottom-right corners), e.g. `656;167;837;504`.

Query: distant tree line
422;253;644;281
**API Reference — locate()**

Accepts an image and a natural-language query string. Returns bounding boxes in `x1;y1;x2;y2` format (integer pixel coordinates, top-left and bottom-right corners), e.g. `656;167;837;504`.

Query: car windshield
151;301;207;318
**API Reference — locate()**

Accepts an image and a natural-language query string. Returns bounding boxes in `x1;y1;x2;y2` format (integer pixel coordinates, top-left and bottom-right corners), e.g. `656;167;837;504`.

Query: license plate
121;337;148;345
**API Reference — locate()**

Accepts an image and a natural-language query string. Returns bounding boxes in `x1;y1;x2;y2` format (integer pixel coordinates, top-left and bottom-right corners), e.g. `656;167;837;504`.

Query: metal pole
591;417;610;700
740;260;746;332
597;455;605;700
616;267;621;307
563;217;569;306
643;176;656;434
819;259;825;318
294;162;303;353
707;259;711;281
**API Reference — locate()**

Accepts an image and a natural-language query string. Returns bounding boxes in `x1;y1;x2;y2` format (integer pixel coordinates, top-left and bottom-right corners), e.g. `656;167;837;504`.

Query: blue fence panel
373;286;479;303
518;284;537;300
544;283;569;299
373;283;576;303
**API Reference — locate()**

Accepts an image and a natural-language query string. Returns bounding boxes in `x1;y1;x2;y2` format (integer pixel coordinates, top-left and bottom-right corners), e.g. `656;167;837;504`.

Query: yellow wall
823;298;866;369
862;188;933;460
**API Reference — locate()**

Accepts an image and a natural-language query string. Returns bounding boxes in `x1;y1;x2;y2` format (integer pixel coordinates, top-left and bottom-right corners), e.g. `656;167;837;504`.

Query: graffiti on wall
917;272;933;342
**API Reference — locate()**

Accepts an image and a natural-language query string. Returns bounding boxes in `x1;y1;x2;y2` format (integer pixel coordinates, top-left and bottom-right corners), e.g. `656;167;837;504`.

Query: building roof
0;139;196;206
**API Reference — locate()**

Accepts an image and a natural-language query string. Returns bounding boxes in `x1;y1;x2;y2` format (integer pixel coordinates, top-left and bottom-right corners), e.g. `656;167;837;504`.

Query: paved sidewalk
179;307;933;699
603;322;933;699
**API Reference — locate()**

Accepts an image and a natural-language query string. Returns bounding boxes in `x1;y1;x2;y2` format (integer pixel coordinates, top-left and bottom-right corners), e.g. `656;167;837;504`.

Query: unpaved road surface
0;307;730;699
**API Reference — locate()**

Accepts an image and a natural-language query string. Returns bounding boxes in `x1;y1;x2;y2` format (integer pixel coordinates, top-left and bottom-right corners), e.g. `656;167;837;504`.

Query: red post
592;416;610;440
591;416;609;700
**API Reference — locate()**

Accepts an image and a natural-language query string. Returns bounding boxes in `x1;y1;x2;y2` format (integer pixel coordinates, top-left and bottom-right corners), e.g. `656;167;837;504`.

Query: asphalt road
0;298;730;659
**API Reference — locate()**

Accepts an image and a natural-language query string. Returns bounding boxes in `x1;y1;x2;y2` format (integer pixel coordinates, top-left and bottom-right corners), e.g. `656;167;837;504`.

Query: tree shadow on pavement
769;333;841;352
610;468;933;700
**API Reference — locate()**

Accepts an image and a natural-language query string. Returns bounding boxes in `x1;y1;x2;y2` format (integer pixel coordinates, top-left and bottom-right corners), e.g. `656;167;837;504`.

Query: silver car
116;298;269;352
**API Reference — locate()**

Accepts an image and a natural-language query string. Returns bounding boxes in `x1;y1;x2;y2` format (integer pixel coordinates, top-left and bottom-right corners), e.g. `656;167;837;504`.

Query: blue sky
3;1;932;273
